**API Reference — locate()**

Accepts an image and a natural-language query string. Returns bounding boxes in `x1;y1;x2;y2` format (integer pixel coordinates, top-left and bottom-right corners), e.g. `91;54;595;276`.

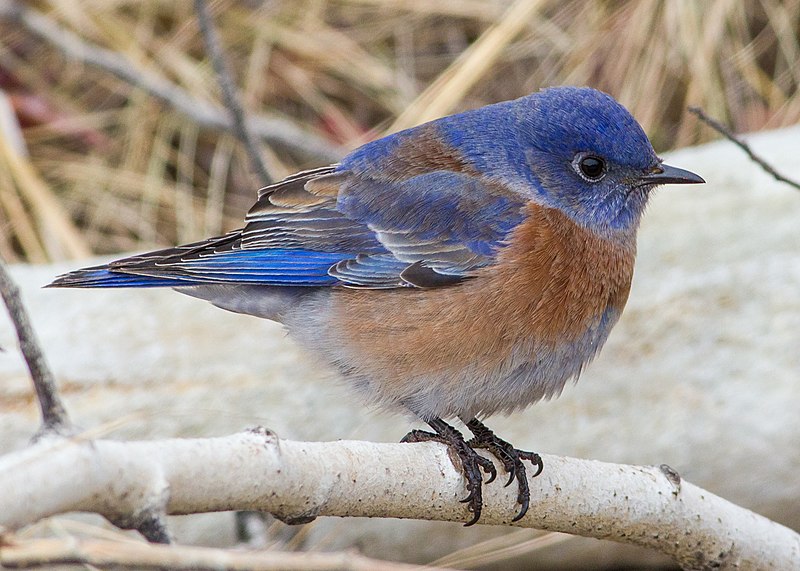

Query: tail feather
47;228;347;289
47;267;196;288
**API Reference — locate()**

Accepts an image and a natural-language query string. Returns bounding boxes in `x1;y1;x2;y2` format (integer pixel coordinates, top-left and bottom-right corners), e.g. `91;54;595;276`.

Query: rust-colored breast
327;202;635;399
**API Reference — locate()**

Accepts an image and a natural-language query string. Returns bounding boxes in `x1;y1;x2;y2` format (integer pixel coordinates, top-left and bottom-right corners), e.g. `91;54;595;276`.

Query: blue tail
47;246;350;289
47;267;198;288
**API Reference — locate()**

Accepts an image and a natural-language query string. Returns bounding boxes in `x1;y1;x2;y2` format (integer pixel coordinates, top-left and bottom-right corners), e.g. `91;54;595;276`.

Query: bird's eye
573;154;607;182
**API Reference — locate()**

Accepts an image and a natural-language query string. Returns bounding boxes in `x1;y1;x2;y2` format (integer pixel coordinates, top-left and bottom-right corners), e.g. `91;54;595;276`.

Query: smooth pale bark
0;537;453;571
1;430;798;570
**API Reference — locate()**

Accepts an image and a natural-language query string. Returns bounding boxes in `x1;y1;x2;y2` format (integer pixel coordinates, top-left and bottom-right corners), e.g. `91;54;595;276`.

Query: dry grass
0;0;798;264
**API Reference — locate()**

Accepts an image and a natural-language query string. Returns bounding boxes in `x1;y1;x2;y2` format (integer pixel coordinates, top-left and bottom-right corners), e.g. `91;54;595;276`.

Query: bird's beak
639;163;705;186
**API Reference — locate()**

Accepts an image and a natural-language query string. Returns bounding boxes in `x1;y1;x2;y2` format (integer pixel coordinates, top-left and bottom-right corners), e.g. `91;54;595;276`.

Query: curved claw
511;503;528;523
478;459;497;483
519;451;544;478
504;470;516;487
463;510;481;527
510;466;530;521
531;454;544;478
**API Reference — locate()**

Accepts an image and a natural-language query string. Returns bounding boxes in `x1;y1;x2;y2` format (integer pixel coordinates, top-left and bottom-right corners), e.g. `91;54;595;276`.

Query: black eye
574;154;606;181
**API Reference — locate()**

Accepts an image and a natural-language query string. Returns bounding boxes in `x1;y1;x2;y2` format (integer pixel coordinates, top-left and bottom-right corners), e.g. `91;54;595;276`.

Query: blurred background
0;0;799;263
1;2;799;570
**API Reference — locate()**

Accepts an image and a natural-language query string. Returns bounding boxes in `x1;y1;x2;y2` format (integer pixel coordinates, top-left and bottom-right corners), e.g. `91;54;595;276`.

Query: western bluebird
49;86;704;525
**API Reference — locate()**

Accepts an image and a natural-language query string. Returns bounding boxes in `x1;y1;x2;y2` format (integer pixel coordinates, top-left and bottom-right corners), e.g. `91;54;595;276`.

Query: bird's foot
465;418;543;522
401;419;496;526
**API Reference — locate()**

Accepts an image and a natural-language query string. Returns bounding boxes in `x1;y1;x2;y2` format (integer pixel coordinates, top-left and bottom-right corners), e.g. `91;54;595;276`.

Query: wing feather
51;142;528;289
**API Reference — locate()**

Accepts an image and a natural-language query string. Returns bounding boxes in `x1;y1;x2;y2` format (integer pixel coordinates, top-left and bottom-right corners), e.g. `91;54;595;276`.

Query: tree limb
0;536;452;571
0;259;177;542
0;429;797;570
0;258;70;435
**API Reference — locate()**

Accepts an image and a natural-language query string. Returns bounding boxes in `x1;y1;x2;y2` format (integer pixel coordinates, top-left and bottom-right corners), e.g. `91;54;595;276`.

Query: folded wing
51;147;527;289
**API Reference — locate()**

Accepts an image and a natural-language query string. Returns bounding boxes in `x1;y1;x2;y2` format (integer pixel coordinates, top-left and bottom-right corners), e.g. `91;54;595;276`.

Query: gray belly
391;313;619;420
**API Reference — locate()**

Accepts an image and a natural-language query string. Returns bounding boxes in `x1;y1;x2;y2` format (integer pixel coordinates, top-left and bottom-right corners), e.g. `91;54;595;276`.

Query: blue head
438;86;703;236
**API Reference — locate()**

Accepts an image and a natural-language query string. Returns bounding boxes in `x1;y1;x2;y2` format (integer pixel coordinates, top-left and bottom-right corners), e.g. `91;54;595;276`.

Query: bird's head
451;86;704;238
515;87;704;236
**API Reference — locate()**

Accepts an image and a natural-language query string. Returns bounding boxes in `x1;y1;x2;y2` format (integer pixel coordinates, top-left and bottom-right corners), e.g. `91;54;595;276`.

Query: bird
49;86;704;526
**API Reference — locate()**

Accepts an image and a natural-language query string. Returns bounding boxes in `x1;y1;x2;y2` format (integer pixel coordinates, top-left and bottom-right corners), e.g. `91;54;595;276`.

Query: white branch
1;429;798;569
0;536;449;571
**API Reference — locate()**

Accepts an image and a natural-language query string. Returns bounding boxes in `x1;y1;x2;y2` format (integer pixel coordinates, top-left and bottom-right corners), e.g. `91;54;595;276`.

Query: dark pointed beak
639;163;705;186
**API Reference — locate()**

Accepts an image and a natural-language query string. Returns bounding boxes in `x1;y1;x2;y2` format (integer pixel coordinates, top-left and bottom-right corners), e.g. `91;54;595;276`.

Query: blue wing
50;125;528;290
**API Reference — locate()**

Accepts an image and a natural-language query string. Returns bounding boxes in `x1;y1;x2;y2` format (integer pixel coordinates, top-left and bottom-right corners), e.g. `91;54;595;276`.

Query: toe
476;455;497;483
519;451;544;478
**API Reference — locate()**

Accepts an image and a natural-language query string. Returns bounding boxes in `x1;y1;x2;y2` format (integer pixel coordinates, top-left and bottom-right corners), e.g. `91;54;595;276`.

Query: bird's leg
464;418;543;522
401;417;496;526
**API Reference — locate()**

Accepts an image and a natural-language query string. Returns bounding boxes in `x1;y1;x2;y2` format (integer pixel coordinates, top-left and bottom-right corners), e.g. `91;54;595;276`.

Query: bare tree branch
0;259;174;542
1;429;798;570
0;258;70;435
194;0;272;186
688;106;800;191
0;535;452;571
0;1;343;164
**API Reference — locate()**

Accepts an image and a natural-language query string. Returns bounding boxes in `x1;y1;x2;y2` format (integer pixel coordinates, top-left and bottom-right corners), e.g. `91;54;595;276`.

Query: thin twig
0;1;342;164
194;0;272;187
688;106;800;191
0;536;452;571
0;257;70;435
